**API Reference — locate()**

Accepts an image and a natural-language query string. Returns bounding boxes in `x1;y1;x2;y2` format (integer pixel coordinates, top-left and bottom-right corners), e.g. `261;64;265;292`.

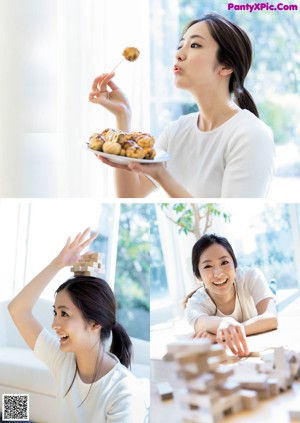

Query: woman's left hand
52;228;98;269
96;155;165;180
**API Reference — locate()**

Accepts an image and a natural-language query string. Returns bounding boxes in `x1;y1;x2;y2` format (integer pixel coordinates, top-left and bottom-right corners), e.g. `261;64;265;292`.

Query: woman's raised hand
89;73;131;119
52;228;98;270
216;317;249;356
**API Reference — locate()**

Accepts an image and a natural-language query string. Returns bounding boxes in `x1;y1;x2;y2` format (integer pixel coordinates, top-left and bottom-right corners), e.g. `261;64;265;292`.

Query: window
149;0;300;198
114;204;151;341
0;199;150;341
151;202;300;325
0;0;151;198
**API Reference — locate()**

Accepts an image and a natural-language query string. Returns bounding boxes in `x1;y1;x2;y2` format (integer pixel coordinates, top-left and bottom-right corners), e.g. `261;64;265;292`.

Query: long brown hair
56;276;132;404
184;13;259;117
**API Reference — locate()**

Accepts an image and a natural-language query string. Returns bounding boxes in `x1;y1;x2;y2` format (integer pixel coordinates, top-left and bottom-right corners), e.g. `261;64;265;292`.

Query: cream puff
102;141;122;155
122;47;140;62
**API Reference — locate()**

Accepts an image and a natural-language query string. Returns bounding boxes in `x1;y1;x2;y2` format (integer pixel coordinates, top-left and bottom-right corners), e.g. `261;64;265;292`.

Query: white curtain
0;199;120;301
155;206;195;314
0;0;150;197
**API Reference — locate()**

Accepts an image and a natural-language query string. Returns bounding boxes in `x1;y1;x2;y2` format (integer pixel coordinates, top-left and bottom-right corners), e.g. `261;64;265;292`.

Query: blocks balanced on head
70;253;105;278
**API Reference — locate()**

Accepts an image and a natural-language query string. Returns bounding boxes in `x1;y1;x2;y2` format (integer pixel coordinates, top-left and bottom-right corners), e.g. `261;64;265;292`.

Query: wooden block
209;344;227;358
240;389;258;410
290;362;300;378
230;373;268;390
182;409;218;423
73;271;102;277
187;374;216;393
274;346;290;373
180;391;220;409
246;351;262;357
74;271;94;276
71;265;96;272
82;252;104;260
256;384;270;399
167;339;211;356
234;359;261;373
213;391;242;415
76;261;102;268
218;381;241;396
177;353;209;373
268;369;291;391
288;408;300;420
208;356;224;371
214;365;234;381
177;367;202;381
157;381;173;401
267;377;280;396
258;361;274;373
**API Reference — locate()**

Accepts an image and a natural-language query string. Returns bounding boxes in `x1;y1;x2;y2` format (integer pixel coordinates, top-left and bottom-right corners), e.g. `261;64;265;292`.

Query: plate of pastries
87;128;170;164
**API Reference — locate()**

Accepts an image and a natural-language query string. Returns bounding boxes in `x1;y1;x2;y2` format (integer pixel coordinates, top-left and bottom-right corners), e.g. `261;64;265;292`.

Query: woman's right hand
52;228;98;270
216;317;249;356
89;73;131;120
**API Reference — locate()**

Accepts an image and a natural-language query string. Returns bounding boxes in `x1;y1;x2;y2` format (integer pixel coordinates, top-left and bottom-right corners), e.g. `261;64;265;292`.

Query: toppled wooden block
288;408;300;420
157;381;174;401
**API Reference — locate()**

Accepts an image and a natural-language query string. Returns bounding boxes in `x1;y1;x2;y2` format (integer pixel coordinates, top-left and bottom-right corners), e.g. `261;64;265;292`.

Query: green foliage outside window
114;204;151;341
178;0;300;175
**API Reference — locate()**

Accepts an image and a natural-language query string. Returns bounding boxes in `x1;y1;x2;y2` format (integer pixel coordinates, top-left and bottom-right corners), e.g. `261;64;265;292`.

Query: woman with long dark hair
89;12;275;198
8;228;147;422
184;234;278;356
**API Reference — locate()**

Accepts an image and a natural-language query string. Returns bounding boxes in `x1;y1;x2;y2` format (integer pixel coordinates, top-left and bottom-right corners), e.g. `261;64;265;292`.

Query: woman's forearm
8;261;61;316
194;315;236;334
243;313;278;336
155;167;193;198
116;111;131;132
114;170;156;197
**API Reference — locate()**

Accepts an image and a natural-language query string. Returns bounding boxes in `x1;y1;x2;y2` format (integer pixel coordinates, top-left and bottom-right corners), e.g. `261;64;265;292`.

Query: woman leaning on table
184;234;278;356
89;12;275;198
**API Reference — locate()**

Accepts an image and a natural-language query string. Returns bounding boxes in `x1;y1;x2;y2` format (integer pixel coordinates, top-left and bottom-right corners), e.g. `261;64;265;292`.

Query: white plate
85;145;170;164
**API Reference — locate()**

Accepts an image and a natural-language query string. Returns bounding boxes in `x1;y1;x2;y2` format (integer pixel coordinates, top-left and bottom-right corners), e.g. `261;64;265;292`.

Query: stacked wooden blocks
70;253;105;277
159;340;300;423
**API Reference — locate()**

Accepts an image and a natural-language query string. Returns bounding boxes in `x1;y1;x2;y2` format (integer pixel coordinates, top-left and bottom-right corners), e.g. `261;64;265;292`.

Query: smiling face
174;21;232;93
52;290;100;353
198;243;236;298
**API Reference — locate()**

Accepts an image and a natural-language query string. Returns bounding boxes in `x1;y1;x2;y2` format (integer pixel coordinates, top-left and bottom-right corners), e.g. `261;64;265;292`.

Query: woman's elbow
257;313;278;333
269;315;278;331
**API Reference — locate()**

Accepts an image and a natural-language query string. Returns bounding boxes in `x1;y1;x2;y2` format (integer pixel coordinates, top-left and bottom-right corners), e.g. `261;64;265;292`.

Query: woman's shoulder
234;110;273;138
186;286;208;303
236;266;265;285
103;354;139;384
164;112;199;132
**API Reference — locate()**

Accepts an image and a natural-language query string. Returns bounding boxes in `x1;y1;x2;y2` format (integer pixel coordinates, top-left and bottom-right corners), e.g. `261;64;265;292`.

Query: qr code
2;394;29;421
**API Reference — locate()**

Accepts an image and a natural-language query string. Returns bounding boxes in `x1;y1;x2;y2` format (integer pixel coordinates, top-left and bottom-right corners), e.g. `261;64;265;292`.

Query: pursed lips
173;64;182;72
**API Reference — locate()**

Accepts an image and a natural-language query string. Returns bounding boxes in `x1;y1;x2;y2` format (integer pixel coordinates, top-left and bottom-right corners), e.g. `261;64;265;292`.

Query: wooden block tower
164;339;244;423
70;252;105;277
